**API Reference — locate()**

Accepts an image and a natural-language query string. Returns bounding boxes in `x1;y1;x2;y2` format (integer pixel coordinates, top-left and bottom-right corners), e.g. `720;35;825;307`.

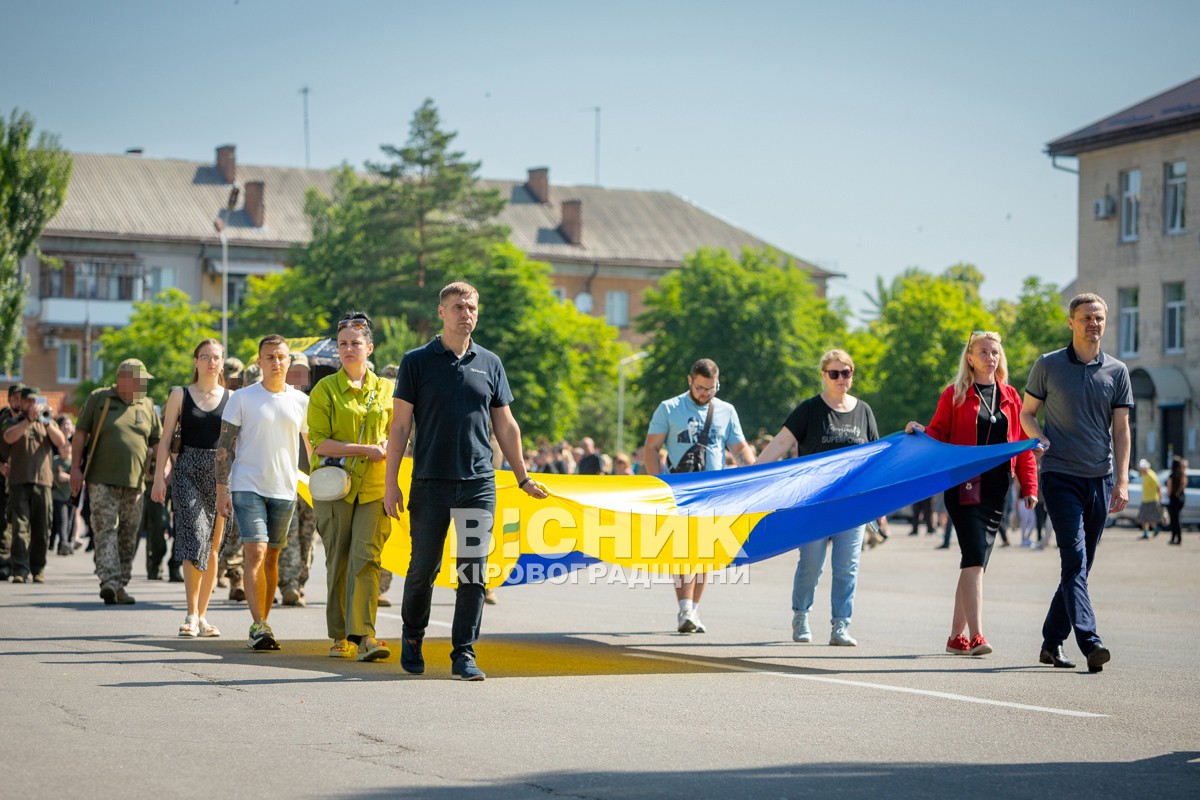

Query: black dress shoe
1039;645;1076;669
1086;645;1111;673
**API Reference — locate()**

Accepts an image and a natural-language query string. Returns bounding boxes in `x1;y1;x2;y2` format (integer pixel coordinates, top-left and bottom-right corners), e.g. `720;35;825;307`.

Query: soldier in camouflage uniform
278;352;315;607
69;360;162;605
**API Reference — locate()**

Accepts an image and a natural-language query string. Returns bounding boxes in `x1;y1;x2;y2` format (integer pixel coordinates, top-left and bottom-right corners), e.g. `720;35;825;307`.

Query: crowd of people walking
0;290;1187;679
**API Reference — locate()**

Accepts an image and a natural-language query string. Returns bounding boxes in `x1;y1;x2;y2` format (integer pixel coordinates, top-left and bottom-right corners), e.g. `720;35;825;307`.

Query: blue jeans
792;525;865;625
401;478;495;662
232;492;295;549
1040;472;1112;655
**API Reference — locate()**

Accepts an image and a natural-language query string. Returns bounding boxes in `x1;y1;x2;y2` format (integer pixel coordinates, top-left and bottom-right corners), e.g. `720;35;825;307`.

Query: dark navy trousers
401;477;494;662
1040;471;1113;655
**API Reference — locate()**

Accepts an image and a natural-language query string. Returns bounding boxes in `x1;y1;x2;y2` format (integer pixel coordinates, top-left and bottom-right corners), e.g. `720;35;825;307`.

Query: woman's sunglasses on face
825;368;853;380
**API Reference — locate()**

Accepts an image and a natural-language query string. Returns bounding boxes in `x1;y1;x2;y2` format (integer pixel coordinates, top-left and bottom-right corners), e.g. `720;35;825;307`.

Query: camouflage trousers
218;511;244;577
89;483;145;590
278;497;315;592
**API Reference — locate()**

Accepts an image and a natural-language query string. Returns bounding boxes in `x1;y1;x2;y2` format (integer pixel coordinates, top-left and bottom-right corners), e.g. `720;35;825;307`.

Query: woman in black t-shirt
152;339;230;638
757;349;882;647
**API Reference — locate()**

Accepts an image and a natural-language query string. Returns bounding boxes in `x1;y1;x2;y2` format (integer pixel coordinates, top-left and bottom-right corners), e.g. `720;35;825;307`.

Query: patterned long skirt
172;446;218;569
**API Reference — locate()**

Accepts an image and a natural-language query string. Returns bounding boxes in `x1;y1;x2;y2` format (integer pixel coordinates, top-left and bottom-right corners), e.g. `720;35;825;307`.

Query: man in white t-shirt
216;335;311;651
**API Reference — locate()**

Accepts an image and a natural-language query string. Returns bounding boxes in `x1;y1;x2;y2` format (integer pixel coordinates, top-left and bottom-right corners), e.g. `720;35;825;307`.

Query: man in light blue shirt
642;358;756;633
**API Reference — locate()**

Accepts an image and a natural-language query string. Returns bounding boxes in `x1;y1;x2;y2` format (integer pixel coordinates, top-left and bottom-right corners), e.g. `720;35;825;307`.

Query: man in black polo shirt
1021;292;1133;673
384;281;548;681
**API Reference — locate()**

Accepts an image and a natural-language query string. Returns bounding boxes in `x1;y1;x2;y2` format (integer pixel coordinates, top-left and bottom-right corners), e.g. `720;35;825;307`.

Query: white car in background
1110;468;1200;530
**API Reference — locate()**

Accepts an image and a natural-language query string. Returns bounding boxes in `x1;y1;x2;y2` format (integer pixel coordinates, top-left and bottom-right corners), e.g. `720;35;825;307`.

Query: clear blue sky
5;0;1198;322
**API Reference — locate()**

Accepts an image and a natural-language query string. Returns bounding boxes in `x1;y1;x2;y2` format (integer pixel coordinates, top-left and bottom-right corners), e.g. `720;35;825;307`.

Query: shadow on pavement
30;631;1095;686
331;752;1200;799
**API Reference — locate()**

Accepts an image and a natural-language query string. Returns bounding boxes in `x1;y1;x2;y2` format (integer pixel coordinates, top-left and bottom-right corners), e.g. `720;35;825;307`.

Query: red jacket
925;382;1038;498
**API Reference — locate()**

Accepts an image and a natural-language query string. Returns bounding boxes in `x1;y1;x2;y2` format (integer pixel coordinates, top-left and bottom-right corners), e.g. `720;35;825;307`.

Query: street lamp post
214;185;238;353
617;351;649;455
216;220;228;352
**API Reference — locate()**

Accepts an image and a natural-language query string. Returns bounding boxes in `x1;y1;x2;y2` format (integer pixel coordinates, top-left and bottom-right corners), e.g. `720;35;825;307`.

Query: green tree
859;268;994;435
994;276;1069;391
231;269;329;362
238;100;625;445
286;100;508;337
635;247;846;437
460;243;626;445
88;289;220;407
0;110;72;373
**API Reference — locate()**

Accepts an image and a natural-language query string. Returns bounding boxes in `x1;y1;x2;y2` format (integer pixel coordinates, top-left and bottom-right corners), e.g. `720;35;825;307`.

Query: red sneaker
969;633;993;656
946;634;971;655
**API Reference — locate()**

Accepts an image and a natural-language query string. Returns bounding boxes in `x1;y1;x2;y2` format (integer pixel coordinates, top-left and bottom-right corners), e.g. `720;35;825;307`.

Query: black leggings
1168;497;1184;544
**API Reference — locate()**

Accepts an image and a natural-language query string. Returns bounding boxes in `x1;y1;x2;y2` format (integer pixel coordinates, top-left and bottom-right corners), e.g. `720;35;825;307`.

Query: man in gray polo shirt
1021;293;1132;673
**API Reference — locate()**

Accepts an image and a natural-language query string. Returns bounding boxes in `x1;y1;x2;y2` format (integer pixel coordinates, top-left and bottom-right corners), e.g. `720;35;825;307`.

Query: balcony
36;298;134;328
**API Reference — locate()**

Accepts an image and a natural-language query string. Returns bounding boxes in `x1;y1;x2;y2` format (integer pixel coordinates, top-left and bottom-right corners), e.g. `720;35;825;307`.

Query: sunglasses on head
338;318;370;331
825;368;853;380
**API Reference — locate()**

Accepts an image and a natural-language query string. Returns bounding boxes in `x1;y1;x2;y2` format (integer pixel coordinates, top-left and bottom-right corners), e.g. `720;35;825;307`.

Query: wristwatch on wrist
518;476;532;488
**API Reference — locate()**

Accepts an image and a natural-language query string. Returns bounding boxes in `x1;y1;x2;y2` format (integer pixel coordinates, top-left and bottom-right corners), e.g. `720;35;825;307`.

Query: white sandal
197;617;221;638
179;615;199;638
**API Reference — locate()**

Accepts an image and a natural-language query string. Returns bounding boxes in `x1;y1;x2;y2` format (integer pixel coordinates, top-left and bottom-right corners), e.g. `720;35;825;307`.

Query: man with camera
2;387;67;583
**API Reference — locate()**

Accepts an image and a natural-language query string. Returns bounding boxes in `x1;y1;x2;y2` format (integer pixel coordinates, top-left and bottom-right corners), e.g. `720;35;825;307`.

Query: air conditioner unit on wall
42;335;61;349
1093;196;1116;220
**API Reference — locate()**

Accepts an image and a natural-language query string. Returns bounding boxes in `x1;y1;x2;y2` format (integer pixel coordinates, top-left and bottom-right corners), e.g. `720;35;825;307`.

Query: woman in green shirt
307;312;394;661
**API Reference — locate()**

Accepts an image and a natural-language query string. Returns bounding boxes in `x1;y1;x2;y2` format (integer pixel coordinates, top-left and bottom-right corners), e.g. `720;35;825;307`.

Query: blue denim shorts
232;492;295;549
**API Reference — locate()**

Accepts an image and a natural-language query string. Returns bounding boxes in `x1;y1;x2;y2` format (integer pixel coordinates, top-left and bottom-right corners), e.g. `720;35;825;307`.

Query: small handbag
959;476;982;506
308;389;376;503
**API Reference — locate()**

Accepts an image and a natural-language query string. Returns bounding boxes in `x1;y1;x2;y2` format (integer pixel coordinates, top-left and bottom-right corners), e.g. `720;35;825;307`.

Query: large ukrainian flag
299;432;1036;589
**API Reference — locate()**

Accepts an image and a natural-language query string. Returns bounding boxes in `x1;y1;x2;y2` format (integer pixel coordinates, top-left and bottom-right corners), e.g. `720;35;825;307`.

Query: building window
146;266;176;298
1165;161;1186;234
40;260;145;300
1164;282;1185;354
58;341;81;383
90;342;103;383
1118;287;1139;357
1120;169;1140;242
228;275;248;310
605;290;629;327
549;288;565;303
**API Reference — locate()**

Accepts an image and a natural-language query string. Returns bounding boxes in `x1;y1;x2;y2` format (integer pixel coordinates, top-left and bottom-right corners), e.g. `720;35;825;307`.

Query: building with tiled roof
1045;76;1199;468
15;147;834;405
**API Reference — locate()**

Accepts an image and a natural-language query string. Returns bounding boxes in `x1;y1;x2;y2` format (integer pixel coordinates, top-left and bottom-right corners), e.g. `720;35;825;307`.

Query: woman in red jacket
905;331;1038;657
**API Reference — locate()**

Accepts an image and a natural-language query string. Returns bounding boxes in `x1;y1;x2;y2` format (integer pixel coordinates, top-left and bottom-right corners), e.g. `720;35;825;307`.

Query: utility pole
300;85;311;168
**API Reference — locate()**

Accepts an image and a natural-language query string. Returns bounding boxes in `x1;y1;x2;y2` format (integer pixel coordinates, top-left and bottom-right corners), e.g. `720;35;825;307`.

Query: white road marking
376;611;451;628
628;653;1107;718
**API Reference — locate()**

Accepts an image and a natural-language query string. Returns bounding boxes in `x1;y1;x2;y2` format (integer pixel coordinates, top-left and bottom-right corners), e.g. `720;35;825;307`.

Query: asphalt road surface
1;524;1197;799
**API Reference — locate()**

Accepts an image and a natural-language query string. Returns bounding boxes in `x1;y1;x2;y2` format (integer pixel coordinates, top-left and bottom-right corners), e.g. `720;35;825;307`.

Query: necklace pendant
989;414;997;424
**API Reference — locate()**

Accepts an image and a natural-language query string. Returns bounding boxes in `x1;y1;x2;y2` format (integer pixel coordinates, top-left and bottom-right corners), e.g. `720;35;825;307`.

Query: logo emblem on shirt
469;368;487;375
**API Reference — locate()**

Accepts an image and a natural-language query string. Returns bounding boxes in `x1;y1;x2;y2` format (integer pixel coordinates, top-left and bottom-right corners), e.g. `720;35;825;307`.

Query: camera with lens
31;395;52;423
321;456;346;469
